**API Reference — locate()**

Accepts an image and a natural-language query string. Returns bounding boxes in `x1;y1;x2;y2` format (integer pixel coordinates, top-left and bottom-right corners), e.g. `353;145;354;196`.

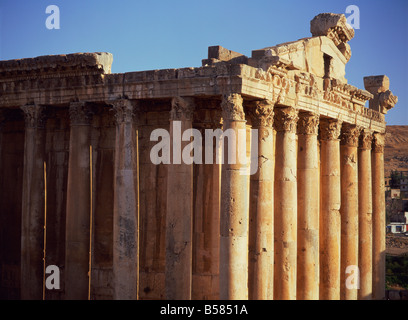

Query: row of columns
16;92;386;300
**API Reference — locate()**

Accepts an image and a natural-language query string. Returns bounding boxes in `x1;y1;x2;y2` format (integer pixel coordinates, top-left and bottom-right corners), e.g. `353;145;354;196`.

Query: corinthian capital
247;100;274;128
372;133;385;153
170;97;195;121
69;101;93;126
111;99;136;125
341;124;361;147
320;118;342;141
221;94;245;122
274;107;298;133
359;130;373;150
20;104;46;129
297;112;319;135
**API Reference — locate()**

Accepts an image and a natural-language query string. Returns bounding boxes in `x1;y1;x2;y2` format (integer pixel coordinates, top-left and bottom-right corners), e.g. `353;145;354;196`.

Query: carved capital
320;118;342;141
359;130;373;150
111;99;136;125
341;124;361;147
170;97;194;121
274;107;298;133
297;112;319;135
248;100;274;128
221;94;245;122
372;133;385;153
20;104;46;129
69;101;93;126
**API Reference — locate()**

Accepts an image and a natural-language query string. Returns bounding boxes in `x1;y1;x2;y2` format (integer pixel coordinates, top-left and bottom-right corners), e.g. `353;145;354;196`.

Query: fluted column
165;97;194;300
248;101;274;300
219;93;249;300
274;106;298;300
340;124;361;300
297;112;319;300
319;118;342;300
358;130;373;300
112;99;139;300
65;101;93;300
372;133;386;300
20;104;46;300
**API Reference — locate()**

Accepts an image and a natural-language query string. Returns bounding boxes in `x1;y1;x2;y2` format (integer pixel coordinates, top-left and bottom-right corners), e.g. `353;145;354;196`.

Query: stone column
296;112;319;300
274;106;298;300
165;97;194;300
219;93;249;300
372;133;386;300
112;99;139;300
358;130;373;300
319;118;342;300
340;124;361;300
65;101;93;300
248;101;274;300
20;104;46;300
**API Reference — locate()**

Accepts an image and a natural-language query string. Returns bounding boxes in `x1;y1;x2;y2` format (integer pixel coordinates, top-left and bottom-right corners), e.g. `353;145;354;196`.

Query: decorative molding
341;124;361;147
274;107;298;133
247;100;274;128
68;101;93;126
297;112;319;135
359;130;373;150
170;96;195;121
372;133;385;154
320;118;342;141
221;94;245;122
20;104;46;129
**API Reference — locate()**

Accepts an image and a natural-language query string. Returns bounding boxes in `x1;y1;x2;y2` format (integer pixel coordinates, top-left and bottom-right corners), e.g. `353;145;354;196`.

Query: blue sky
0;0;407;125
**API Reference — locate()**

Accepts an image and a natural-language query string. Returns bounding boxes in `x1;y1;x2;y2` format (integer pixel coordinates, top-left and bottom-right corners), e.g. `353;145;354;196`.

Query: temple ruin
0;13;398;300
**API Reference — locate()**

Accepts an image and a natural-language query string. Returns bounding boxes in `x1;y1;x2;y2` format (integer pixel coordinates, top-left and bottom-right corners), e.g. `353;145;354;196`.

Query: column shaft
20;105;46;300
319;119;342;300
296;112;319;300
219;94;249;300
65;102;92;300
358;131;373;300
112;99;139;300
273;107;298;300
248;101;274;300
340;125;360;300
372;133;386;300
165;97;194;300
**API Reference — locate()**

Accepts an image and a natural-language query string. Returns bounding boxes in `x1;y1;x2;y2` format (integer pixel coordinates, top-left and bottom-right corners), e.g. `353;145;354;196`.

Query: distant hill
385;125;408;177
